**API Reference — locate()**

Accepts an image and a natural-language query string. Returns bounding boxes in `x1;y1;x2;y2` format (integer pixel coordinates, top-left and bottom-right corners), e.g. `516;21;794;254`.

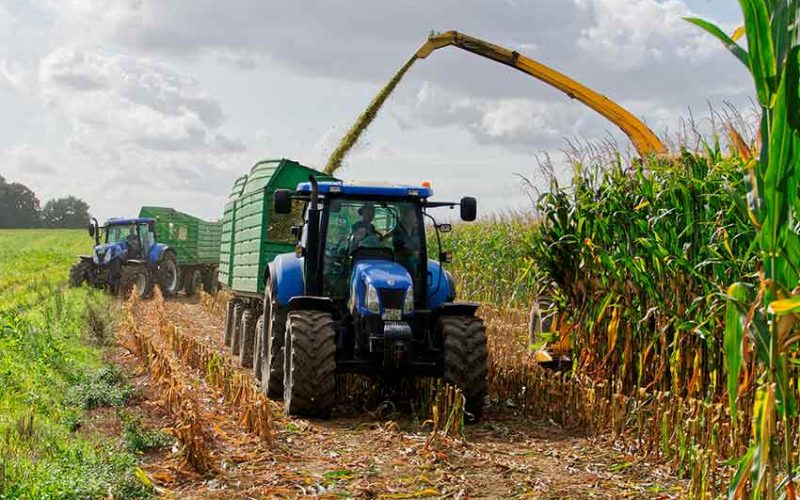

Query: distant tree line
0;174;91;229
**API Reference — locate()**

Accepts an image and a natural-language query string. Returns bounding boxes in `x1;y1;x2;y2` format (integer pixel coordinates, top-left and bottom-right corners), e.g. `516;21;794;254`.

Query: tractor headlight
403;285;414;314
103;250;112;264
365;283;380;314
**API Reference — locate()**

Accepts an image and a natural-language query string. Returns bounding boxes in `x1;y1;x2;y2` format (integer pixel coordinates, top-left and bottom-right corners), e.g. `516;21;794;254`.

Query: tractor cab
91;217;156;263
265;177;485;420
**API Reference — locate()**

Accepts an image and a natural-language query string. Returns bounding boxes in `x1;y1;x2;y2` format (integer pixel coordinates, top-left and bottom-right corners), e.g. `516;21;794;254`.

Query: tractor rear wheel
261;287;287;399
283;310;336;418
223;300;236;347
441;316;488;422
254;314;265;380
183;269;202;297
239;308;256;368
119;266;153;300
157;252;180;297
231;303;244;353
69;259;91;287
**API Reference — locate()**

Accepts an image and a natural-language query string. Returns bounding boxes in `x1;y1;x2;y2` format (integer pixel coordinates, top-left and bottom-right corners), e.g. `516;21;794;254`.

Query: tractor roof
105;217;155;226
295;181;433;198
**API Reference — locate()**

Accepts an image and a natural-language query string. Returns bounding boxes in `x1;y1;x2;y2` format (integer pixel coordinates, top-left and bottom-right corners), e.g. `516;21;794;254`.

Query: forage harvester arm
415;31;667;157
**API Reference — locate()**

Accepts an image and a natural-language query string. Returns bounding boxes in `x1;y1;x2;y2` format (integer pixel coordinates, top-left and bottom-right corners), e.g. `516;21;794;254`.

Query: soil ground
108;298;687;499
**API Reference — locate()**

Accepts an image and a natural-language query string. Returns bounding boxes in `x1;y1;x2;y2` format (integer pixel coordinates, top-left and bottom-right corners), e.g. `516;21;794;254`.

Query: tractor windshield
106;224;143;257
323;198;423;298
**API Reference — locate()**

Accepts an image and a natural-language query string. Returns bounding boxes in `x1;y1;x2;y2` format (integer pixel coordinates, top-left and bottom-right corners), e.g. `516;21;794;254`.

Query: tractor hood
350;260;414;317
93;241;127;265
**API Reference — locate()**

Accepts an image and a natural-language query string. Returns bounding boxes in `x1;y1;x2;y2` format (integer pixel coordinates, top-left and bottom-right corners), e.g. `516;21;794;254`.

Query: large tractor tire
239;308;257;368
231;303;245;355
157;251;180;297
119;266;153;300
223;300;236;347
253;314;265;380
69;259;91;287
183;269;202;297
261;287;287;398
283;310;336;418
441;316;488;422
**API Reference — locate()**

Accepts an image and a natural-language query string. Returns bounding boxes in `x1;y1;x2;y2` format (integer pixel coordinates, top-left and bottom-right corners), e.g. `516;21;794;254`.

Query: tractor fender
148;243;170;264
288;296;335;313
426;260;456;309
435;302;480;317
268;253;305;308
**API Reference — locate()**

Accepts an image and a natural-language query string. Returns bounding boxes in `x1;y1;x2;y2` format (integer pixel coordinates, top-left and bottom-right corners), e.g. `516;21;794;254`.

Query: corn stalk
687;1;800;497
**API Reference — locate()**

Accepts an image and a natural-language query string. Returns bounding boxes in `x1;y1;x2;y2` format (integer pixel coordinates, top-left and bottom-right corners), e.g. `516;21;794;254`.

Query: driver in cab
126;225;141;258
351;203;379;248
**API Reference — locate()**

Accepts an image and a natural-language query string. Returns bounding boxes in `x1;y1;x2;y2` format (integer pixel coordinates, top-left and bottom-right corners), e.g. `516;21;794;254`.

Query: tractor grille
379;288;404;310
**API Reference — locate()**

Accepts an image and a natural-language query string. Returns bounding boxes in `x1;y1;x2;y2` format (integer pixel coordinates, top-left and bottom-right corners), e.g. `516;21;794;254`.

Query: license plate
382;309;402;321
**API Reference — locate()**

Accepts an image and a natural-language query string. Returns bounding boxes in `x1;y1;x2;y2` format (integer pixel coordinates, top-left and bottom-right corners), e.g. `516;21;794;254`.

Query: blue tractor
69;217;180;299
260;177;487;419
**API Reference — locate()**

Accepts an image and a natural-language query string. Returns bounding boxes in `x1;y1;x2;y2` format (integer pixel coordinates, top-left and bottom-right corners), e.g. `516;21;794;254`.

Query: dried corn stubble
152;294;273;444
122;299;216;473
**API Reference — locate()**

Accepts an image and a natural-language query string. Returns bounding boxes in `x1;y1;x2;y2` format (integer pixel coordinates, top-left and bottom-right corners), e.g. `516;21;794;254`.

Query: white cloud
0;0;754;217
38;47;237;155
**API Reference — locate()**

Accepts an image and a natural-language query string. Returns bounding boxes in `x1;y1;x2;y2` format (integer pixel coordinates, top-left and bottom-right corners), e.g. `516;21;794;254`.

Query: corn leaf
751;383;775;494
728;445;755;500
725;282;749;421
737;0;777;105
769;296;800;315
685;17;750;68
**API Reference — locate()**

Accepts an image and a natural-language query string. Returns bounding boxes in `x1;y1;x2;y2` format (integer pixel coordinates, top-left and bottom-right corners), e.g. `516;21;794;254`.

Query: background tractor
69;207;220;298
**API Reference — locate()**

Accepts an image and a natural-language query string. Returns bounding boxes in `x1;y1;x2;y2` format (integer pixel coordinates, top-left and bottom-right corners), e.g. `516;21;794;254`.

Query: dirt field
109;297;687;499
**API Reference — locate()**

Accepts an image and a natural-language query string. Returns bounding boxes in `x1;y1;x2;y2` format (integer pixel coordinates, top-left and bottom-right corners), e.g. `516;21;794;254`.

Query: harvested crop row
153;291;273;444
120;292;215;474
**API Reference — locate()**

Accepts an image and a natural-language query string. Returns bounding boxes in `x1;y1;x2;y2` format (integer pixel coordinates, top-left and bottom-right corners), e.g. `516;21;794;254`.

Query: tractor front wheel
69;259;91;287
119;266;153;299
157;252;180;297
283;310;336;418
441;315;488;422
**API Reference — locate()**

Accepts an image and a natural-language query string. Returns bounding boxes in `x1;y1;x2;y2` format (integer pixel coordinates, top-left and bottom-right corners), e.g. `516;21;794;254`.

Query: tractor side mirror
88;223;95;238
274;189;292;214
460;197;477;221
291;225;302;239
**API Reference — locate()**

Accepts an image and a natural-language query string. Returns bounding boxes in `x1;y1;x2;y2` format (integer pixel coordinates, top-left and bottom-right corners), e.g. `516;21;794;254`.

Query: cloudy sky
0;0;752;221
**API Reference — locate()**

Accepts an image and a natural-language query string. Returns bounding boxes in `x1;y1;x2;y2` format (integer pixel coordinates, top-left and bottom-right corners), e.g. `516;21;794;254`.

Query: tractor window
140;223;154;256
322;199;423;298
268;198;304;243
107;225;125;244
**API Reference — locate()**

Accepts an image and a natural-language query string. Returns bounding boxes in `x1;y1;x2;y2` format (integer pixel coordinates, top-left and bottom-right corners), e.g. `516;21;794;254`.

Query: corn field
441;2;800;496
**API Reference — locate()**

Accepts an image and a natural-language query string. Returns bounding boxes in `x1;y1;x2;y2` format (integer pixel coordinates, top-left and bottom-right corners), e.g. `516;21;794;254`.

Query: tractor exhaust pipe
305;175;321;296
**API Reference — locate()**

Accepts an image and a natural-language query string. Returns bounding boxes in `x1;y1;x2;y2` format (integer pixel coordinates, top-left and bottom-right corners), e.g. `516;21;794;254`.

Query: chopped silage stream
117;296;686;498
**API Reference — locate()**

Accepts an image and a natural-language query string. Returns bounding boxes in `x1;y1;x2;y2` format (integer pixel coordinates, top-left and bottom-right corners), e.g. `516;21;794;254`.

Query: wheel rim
135;273;147;296
165;260;178;291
